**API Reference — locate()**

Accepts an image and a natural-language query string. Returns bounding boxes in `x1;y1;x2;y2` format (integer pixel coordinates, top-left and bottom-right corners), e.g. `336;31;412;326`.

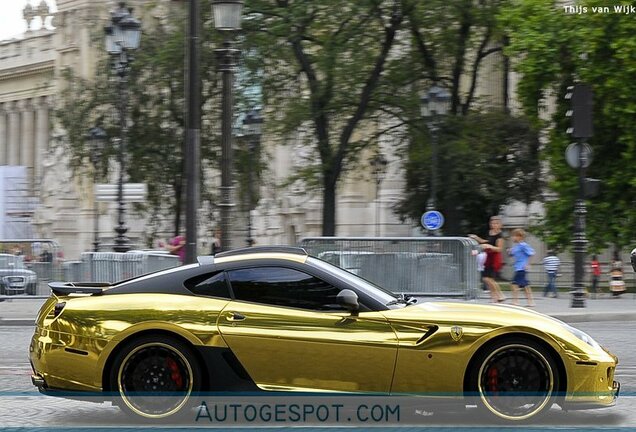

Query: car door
217;265;398;393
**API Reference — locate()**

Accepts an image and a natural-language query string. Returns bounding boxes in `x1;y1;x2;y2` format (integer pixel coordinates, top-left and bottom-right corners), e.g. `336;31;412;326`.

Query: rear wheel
110;335;201;420
470;338;559;421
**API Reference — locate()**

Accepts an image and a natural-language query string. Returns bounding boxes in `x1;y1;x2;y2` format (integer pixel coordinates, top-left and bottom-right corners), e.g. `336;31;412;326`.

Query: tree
56;2;223;243
501;0;636;251
242;0;407;235
393;0;544;231
405;0;507;115
398;111;542;234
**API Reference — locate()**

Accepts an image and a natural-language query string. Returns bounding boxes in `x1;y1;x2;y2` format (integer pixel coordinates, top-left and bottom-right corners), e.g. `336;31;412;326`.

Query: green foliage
242;0;406;234
55;2;230;242
394;0;547;232
398;112;543;234
501;0;636;251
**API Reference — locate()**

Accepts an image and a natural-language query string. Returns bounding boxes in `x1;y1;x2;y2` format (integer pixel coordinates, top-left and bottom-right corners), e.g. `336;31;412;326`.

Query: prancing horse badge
450;326;463;342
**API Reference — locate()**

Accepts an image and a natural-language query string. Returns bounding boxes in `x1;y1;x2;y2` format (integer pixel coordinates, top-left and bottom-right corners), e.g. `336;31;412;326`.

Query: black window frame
225;265;361;312
184;270;233;300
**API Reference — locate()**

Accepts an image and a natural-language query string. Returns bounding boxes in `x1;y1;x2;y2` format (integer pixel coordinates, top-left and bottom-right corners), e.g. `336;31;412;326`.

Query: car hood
382;301;563;328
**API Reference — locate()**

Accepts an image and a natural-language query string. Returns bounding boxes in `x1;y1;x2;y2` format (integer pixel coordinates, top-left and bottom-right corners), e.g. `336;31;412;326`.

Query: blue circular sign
421;211;444;231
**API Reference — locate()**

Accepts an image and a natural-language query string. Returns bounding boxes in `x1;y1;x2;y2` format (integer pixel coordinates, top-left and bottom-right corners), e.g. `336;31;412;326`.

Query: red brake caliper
488;366;499;395
166;357;183;388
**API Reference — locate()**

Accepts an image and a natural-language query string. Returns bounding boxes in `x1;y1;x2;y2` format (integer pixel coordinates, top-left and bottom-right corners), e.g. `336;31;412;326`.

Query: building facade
1;0;534;260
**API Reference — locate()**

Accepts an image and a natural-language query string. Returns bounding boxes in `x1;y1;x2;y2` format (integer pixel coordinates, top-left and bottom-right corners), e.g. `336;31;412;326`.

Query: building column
0;103;6;165
34;96;49;191
7;101;20;166
21;99;35;187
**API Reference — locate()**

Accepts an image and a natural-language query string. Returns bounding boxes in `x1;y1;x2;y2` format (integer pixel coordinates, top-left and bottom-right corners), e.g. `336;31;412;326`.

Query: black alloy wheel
472;338;558;421
110;335;201;419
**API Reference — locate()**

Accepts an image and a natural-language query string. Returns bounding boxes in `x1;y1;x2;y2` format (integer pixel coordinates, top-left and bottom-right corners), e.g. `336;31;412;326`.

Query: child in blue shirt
509;228;535;307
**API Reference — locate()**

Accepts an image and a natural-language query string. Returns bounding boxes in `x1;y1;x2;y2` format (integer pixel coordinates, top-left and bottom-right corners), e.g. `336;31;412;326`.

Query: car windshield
0;255;25;270
307;256;399;305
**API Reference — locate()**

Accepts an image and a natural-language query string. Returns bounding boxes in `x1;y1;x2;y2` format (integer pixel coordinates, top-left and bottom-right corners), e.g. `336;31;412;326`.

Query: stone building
0;0;145;259
0;0;532;260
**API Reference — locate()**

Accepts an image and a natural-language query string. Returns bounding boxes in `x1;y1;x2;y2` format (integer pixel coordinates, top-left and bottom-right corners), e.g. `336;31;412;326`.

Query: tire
468;337;559;422
109;334;202;420
26;283;36;296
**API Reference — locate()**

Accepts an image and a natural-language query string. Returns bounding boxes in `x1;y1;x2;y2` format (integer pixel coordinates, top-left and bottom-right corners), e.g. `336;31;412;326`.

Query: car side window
184;272;231;299
227;267;345;311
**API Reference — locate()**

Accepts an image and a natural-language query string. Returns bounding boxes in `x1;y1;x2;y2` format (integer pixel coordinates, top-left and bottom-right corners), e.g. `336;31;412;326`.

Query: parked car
30;246;618;421
0;253;38;295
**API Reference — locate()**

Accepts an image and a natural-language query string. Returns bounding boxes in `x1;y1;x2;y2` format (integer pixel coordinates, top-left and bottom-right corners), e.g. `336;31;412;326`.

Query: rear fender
95;321;205;384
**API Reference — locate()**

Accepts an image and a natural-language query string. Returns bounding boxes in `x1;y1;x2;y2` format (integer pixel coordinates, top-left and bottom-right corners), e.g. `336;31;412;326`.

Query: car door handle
226;312;246;322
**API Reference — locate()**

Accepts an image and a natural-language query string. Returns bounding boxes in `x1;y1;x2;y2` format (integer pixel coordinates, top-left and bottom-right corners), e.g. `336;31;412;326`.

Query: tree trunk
173;179;183;236
322;176;337;236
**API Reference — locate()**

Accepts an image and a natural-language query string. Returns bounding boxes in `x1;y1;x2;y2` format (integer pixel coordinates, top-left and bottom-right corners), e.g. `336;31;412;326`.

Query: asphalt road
0;323;635;429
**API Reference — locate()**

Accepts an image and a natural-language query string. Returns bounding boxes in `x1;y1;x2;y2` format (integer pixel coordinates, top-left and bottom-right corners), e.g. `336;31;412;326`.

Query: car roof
200;246;309;266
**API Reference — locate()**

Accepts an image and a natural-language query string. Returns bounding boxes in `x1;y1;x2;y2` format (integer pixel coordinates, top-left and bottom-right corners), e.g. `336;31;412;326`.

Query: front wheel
470;338;559;421
109;334;201;420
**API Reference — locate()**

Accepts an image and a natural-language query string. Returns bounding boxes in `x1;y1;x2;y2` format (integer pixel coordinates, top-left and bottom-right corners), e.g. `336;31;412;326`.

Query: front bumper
562;348;619;410
562;380;619;410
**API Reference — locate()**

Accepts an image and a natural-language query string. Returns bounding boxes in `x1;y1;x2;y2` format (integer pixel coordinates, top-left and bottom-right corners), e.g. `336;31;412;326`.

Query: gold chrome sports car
30;247;619;421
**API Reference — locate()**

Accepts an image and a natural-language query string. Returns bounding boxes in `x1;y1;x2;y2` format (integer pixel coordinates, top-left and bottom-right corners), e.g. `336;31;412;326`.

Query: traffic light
565;83;593;138
584;177;600;198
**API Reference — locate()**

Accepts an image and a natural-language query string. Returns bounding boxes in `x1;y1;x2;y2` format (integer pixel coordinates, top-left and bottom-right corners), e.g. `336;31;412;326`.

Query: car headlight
565;323;601;349
26;275;37;283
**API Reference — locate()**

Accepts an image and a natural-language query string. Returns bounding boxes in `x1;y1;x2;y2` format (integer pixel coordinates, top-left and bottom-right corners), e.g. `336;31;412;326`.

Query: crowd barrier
299;237;480;298
63;252;181;283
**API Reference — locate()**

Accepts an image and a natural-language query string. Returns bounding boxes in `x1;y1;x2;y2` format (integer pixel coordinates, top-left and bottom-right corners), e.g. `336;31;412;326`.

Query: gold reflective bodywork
30;253;617;412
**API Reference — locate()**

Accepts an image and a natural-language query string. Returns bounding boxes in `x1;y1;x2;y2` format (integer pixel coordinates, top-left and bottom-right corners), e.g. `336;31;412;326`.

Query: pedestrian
469;216;506;303
609;252;626;297
476;250;488;291
509;228;535;307
543;250;560;298
590;254;602;299
210;228;222;255
167;234;186;264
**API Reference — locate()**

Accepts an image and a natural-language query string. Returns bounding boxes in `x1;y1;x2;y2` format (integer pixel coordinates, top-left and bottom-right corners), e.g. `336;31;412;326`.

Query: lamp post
184;0;201;264
87;127;108;252
242;109;262;247
420;85;450;235
212;0;244;252
104;2;141;253
370;152;388;236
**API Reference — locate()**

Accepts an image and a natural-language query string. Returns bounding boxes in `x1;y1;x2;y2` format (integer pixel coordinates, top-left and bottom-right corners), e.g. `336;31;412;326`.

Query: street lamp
184;0;202;264
104;2;141;252
212;0;243;252
420;85;450;235
87;127;108;252
242;109;263;247
370;152;388;236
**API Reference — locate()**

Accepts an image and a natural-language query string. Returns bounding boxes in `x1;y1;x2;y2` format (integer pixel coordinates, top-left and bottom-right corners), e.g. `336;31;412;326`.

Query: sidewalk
1;293;635;326
468;292;636;323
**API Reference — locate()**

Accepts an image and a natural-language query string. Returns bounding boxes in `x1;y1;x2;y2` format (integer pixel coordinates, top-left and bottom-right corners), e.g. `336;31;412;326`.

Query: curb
552;311;636;324
0;319;34;326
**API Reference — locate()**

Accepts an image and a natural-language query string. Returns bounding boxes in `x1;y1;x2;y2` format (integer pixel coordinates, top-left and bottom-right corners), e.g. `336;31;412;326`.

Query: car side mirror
631;248;636;272
336;289;359;314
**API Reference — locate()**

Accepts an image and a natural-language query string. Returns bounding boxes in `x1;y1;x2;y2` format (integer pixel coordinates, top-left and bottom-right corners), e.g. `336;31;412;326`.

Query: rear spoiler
48;282;111;296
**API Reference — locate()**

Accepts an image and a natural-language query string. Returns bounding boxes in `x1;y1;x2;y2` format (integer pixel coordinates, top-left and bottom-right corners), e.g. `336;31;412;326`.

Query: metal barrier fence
299;237;480;298
63;252;181;283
